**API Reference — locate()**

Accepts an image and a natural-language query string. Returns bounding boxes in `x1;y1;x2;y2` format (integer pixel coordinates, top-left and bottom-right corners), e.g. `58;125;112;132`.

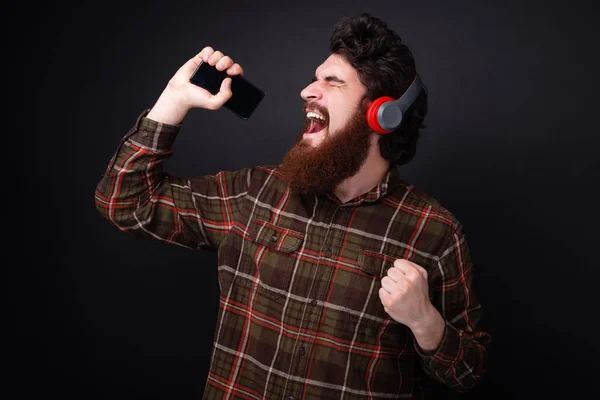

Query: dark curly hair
329;13;427;166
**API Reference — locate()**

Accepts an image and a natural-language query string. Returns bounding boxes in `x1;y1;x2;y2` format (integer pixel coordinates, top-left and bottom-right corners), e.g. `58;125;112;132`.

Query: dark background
9;0;599;398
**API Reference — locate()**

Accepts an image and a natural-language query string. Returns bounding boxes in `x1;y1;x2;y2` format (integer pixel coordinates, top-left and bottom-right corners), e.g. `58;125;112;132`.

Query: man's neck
334;150;391;204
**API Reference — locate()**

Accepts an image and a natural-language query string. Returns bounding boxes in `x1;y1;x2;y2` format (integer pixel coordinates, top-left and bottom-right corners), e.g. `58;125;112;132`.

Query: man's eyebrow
312;75;346;84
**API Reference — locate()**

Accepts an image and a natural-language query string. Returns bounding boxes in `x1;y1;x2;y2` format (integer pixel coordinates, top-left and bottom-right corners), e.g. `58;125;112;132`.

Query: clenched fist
379;259;446;352
379;259;445;351
379;259;433;329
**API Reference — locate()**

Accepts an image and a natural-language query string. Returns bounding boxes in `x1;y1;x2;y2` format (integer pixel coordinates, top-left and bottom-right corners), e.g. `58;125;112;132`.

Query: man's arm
94;47;251;250
380;225;491;391
413;227;491;391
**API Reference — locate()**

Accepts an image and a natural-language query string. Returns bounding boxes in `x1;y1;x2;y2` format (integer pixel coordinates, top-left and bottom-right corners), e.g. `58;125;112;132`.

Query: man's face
299;53;368;146
279;54;374;196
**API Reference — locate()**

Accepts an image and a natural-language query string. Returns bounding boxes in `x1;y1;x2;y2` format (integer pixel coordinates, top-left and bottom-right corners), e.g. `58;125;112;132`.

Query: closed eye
312;75;346;85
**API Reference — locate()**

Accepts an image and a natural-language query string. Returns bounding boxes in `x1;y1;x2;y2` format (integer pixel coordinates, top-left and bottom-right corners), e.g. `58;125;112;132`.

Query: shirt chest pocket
247;219;304;301
344;249;397;326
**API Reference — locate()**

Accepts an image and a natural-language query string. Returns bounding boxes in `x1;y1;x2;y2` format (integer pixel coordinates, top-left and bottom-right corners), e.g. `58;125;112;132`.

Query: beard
279;103;372;196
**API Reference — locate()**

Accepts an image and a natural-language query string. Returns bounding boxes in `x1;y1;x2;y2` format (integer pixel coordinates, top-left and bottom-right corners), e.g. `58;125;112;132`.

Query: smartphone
189;61;265;120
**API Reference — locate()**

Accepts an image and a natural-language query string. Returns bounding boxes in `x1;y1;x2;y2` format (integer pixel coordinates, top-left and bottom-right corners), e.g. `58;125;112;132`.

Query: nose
300;81;322;101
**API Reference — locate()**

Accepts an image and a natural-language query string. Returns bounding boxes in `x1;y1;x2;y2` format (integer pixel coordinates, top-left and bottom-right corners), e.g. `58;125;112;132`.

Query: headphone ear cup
366;96;395;134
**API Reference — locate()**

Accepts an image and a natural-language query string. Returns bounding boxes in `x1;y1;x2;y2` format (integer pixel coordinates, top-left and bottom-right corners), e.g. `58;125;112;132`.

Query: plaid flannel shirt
95;110;491;399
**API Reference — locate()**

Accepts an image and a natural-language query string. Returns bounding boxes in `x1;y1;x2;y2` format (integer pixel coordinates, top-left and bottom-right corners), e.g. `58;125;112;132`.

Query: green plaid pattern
95;110;491;399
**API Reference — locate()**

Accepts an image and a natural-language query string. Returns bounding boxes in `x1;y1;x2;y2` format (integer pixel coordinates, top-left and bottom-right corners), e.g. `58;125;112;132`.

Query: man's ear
360;96;373;112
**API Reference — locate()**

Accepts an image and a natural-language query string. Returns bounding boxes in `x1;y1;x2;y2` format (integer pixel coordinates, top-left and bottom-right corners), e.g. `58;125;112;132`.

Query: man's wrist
410;305;445;353
147;86;189;125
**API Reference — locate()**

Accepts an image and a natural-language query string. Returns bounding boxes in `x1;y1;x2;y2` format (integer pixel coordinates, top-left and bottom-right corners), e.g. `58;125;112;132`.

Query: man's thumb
211;77;233;106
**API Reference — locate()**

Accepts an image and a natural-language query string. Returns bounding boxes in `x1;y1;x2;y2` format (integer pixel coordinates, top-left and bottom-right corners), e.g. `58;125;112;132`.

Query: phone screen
190;61;265;120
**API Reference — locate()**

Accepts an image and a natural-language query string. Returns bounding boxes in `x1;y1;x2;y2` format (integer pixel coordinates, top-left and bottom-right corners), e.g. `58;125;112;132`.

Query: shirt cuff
125;109;182;150
414;319;461;373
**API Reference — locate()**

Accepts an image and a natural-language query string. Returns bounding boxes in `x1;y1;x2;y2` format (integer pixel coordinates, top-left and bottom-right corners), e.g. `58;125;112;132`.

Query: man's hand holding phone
147;46;244;125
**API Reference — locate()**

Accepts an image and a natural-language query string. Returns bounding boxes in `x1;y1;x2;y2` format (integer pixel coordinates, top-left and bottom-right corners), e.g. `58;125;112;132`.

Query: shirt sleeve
413;225;492;391
94;109;253;250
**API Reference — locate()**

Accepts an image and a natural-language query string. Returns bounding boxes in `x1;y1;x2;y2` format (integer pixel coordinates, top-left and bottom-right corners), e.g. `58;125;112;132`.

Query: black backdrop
10;0;600;399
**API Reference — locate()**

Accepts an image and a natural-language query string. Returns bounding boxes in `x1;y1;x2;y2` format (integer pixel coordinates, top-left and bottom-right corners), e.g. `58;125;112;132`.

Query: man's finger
402;260;428;279
379;287;390;303
206;77;233;109
411;262;428;279
386;266;404;283
178;56;203;80
393;259;422;279
200;46;214;62
380;276;398;295
208;51;224;66
226;63;244;76
216;56;234;71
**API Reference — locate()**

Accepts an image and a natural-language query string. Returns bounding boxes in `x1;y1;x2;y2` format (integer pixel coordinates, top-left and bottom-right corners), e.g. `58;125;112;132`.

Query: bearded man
95;13;491;399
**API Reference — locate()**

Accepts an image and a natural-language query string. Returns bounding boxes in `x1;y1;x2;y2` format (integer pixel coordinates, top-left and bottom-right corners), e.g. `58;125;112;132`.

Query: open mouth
304;111;328;134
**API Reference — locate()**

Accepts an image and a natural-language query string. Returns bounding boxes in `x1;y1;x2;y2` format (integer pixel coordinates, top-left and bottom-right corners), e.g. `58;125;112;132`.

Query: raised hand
147;46;244;124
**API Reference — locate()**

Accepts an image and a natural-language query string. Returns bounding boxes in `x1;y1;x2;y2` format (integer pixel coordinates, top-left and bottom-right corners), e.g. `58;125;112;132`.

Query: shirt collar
325;165;404;206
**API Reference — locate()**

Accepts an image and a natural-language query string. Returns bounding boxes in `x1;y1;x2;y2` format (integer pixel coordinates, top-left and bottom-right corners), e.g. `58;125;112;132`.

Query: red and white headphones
365;73;425;134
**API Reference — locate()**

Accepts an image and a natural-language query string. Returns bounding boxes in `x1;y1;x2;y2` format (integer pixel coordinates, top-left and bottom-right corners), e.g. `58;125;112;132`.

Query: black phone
189;61;265;120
